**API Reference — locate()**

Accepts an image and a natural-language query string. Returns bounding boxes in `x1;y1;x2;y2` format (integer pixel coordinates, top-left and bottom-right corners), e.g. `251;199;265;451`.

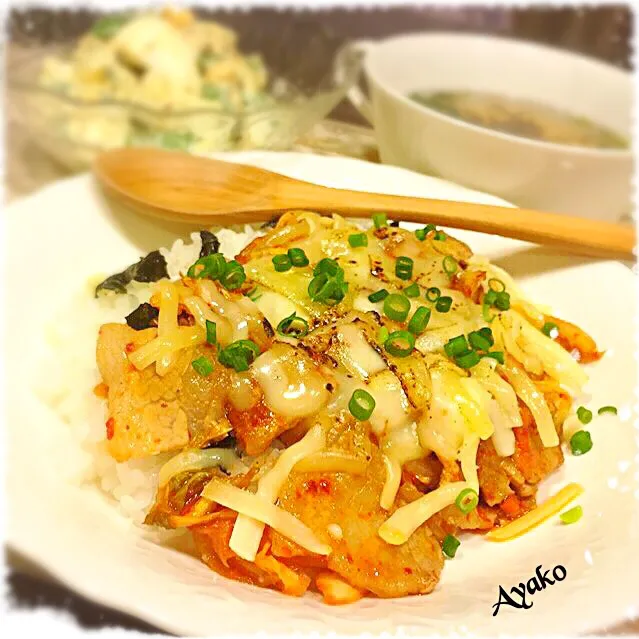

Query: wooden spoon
94;148;635;260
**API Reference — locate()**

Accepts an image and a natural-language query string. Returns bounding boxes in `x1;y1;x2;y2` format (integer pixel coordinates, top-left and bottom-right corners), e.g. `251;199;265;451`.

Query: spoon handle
292;186;635;261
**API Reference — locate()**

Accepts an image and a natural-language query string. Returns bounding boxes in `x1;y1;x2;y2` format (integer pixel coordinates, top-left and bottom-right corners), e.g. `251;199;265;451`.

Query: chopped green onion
372;213;388;229
455;350;481;369
483;290;498;306
272;254;292;272
468;330;492;352
442;534;460;559
349;389;376;421
348;233;368;248
482;301;496;323
205;320;217;345
192;356;214;377
187;253;227;280
246;287;262;302
434;230;447;241
403;282;420;298
559;505;583;525
482;351;505;365
276;312;309;339
220;260;246;290
425;287;441;302
414;228;427;241
478;327;495;345
494;291;511;311
377;326;389;344
395;256;414;280
384;330;416;358
383;294;411;322
444;335;469;358
308;273;347;306
314;258;340;277
576;406;593;424
218;339;260;373
443;255;458;276
570;430;593;456
408;306;431;335
287;248;309;267
435;296;453;313
598;405;618;416
542;321;559;337
455;488;479;514
423;223;436;235
488;278;506;292
368;289;389;303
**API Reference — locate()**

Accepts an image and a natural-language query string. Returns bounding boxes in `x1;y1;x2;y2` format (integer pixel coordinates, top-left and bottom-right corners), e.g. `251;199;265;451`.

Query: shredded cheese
229;424;325;561
502;362;559;448
294;452;367;475
128;325;205;370
459;435;480;492
378;481;468;545
203;480;332;557
156;281;179;376
485;483;584;541
380;422;423;510
457;377;495;440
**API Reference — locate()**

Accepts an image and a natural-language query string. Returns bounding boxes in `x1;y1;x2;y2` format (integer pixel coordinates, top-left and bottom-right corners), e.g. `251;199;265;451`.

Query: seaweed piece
260;215;280;230
206;434;237;450
125;303;159;331
134;250;169;282
95;250;168;297
199;230;220;257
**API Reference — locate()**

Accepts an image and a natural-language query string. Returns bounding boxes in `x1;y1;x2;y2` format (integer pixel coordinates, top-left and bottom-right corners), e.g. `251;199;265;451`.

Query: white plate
6;152;638;636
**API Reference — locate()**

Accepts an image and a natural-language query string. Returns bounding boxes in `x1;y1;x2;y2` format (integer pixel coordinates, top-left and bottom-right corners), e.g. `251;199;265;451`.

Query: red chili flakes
303;478;332;496
125;342;136;353
160;402;168;408
105;417;115;440
404;567;413;575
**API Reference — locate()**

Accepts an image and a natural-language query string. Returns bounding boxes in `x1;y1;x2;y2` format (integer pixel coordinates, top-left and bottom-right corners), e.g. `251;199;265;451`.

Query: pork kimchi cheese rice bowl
71;212;604;604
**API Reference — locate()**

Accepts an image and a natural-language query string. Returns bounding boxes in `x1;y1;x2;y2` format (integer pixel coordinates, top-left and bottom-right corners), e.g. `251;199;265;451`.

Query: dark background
6;4;633;635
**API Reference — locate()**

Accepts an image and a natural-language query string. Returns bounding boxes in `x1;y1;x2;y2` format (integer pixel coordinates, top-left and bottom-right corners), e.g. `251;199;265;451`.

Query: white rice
34;225;261;530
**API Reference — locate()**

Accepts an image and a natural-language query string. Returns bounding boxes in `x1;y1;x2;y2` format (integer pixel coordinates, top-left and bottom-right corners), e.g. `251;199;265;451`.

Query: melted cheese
486;483;583;541
378;481;468;545
227;373;259;411
367;370;411;436
255;290;310;338
487;398;516;457
252;344;329;419
418;368;466;460
203;480;332;556
336;324;387;379
229;424;325;561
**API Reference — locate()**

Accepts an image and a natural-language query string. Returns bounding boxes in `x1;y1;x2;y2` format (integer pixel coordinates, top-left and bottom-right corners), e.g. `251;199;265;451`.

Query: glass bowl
8;13;362;171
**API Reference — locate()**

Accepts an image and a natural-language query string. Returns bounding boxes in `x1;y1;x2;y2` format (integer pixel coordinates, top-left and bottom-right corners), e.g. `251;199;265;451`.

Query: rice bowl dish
36;206;615;605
